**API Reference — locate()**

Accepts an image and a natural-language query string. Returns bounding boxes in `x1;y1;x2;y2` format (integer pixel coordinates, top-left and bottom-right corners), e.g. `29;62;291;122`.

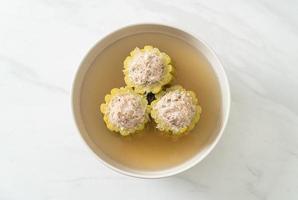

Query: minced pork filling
128;49;164;86
107;93;146;129
154;91;196;132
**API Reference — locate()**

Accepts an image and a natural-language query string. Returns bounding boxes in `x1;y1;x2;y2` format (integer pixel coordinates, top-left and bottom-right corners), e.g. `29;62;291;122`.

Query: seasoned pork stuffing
107;94;146;129
128;48;164;86
154;91;196;132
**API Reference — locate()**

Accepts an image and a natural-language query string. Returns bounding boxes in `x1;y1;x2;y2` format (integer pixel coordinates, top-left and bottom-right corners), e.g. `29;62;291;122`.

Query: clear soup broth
80;32;222;171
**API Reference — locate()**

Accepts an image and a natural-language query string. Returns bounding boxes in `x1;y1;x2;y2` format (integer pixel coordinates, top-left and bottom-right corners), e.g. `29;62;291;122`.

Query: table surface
1;0;298;199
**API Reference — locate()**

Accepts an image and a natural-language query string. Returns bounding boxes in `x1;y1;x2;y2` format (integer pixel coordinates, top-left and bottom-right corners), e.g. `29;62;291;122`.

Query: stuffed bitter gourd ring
150;85;202;136
123;45;173;94
100;87;150;136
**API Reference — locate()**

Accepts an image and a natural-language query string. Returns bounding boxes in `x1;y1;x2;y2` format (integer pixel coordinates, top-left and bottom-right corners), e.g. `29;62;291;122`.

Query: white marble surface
1;0;298;199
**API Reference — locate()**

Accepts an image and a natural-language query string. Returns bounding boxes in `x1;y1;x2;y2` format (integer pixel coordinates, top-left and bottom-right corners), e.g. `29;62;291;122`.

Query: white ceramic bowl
72;24;230;178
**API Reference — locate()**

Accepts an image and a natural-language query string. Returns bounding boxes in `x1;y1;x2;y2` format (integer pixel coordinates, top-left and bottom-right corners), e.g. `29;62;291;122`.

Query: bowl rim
71;23;231;179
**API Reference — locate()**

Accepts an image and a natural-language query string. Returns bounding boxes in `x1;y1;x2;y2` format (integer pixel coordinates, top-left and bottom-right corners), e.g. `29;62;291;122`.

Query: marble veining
1;0;298;199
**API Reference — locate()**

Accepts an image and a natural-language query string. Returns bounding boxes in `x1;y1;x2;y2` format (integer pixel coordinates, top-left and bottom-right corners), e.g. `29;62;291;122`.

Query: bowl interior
72;24;229;178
